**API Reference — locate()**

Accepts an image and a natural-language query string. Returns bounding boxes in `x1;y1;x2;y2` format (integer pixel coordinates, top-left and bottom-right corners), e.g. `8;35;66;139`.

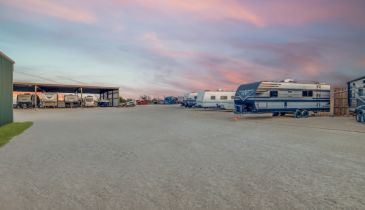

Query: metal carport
13;82;120;107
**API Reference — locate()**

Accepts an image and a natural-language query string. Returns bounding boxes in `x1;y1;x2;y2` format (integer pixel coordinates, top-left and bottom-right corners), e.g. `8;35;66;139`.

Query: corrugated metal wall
0;53;14;126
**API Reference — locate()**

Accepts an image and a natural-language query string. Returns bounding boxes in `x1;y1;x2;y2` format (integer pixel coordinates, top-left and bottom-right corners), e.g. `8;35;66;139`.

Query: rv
41;93;58;108
182;92;198;108
64;94;81;108
196;90;235;110
348;76;365;123
234;80;331;118
177;96;184;104
16;94;39;108
83;96;96;107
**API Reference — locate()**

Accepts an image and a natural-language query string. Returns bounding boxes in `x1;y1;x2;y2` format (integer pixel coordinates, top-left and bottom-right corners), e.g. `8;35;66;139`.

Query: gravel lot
0;105;365;210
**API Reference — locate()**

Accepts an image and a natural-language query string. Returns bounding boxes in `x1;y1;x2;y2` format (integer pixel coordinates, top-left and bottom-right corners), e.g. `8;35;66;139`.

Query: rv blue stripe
235;99;330;103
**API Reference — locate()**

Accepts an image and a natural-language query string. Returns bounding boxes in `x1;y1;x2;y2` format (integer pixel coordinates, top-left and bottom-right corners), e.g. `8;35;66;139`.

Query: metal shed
0;51;14;126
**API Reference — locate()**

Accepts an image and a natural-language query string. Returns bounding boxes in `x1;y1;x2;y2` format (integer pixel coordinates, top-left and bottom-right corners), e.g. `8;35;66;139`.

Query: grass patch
0;122;33;147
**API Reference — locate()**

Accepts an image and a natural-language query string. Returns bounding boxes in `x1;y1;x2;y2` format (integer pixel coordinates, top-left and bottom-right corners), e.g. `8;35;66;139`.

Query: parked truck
348;76;365;123
41;93;58;108
16;94;40;108
64;94;81;108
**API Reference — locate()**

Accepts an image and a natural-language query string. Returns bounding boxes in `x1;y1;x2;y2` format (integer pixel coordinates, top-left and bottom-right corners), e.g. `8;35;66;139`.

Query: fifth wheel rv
348;76;365;123
17;94;40;108
41;93;58;108
234;80;331;118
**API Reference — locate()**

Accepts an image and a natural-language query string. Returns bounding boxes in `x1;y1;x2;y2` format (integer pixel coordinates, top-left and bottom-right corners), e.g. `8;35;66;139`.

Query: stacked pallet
331;88;349;116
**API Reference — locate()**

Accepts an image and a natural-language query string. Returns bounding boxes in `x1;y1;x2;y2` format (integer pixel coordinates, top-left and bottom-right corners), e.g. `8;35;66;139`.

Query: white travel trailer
41;93;58;108
234;80;331;118
83;96;96;107
196;90;235;110
64;94;81;108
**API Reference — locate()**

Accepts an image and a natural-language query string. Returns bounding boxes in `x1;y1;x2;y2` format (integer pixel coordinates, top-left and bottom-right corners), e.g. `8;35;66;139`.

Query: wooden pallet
331;88;349;116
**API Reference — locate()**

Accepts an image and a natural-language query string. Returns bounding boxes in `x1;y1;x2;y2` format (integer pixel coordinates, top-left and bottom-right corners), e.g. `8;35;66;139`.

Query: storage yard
0;105;364;209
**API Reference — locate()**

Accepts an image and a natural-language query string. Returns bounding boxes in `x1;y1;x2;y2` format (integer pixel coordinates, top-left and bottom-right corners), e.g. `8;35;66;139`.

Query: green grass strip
0;122;33;147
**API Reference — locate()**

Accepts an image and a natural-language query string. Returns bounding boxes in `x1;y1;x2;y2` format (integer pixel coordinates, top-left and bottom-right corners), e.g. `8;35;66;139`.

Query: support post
80;87;83;107
111;91;114;107
34;85;38;109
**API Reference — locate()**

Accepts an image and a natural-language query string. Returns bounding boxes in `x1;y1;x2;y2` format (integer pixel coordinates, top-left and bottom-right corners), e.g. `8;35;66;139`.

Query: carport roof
14;82;119;94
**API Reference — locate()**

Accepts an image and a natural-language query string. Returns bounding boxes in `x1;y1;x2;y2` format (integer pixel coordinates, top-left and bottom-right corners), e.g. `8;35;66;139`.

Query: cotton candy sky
1;0;365;98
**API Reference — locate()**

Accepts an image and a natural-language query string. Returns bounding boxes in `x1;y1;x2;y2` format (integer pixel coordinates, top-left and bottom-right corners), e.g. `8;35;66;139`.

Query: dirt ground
0;106;364;209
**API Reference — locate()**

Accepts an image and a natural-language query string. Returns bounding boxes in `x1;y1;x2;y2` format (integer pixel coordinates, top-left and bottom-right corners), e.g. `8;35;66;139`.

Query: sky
1;0;365;98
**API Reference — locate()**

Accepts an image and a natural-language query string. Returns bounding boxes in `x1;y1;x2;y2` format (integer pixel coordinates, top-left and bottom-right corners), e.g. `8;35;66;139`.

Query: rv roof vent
284;79;295;83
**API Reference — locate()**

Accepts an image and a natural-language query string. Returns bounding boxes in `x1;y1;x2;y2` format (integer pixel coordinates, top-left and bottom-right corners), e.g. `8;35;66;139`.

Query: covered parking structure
13;82;120;107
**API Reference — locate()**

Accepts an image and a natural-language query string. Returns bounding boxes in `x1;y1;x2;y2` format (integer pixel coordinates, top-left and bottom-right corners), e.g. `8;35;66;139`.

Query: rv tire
295;110;302;118
359;111;365;123
272;113;279;117
280;112;286;116
356;112;362;122
301;110;309;118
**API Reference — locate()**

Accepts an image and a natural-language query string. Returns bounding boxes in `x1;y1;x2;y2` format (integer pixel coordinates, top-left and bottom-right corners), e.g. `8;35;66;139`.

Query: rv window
302;90;313;97
211;96;216;100
220;96;228;100
359;88;364;96
270;91;278;97
231;96;235;99
194;96;197;100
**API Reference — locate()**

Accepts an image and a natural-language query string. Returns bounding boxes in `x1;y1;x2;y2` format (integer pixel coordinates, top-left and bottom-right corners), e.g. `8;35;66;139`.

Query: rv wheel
356;112;362;122
272;113;279;117
295;110;302;118
360;112;365;123
280;112;286;116
301;110;309;118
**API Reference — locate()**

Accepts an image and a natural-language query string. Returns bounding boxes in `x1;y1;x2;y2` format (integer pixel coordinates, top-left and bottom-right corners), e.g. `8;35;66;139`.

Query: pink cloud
125;0;365;27
2;0;97;23
245;0;365;26
125;0;265;27
142;32;196;58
